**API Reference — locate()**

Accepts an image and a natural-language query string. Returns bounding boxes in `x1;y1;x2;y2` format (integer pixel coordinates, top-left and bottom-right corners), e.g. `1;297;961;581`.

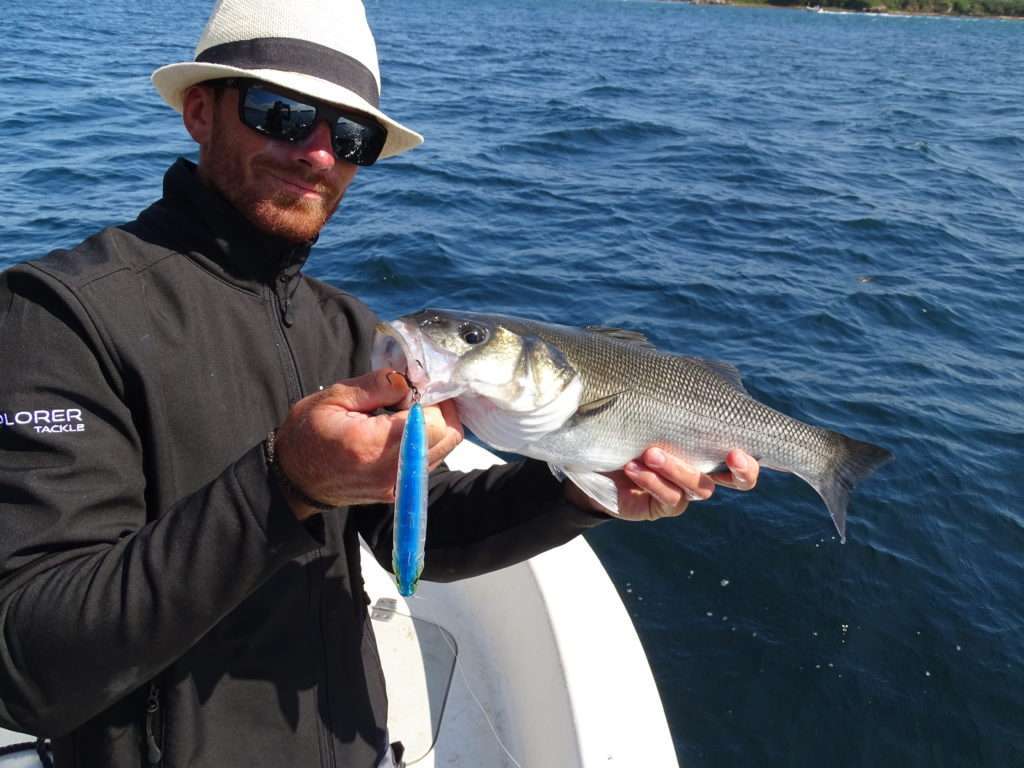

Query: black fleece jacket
0;159;605;767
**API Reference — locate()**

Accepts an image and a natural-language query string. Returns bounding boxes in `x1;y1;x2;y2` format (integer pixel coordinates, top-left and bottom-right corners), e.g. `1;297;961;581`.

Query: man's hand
272;370;463;519
564;448;760;522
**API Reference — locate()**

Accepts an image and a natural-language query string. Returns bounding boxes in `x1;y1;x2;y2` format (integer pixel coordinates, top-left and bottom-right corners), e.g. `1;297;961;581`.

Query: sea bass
372;309;892;542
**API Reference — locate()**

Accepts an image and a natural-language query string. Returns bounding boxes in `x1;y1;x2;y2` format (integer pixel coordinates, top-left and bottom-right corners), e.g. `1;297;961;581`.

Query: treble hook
386;369;421;403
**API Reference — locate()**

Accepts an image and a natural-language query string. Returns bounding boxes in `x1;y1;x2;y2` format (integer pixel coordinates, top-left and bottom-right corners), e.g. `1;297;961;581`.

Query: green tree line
768;0;1024;15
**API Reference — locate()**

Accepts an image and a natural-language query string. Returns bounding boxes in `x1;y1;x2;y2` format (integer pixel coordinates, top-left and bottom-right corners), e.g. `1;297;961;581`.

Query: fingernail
646;448;665;468
730;453;747;471
625;461;641;474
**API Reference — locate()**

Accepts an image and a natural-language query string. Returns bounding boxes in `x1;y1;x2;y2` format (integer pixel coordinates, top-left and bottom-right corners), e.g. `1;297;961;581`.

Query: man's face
191;86;359;242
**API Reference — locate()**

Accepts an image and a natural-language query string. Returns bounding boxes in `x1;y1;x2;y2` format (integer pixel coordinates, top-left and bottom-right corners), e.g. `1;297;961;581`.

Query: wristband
264;430;336;511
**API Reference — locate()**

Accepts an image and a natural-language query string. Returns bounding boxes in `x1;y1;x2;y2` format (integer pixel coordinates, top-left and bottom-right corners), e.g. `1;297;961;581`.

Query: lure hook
386;369;421;403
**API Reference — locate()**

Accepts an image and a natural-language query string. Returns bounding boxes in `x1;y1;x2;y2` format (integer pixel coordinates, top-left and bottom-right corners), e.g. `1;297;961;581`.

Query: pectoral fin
554;465;621;516
574;392;624;420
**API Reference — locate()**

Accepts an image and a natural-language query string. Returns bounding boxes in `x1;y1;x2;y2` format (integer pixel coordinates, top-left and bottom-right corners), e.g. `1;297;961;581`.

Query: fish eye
459;323;488;345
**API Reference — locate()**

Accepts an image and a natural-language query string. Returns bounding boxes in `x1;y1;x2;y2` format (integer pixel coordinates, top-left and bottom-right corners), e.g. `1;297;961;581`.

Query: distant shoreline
666;0;1024;19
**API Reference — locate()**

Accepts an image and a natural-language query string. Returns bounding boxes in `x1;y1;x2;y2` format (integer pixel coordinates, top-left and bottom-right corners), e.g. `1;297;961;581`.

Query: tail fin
801;435;893;543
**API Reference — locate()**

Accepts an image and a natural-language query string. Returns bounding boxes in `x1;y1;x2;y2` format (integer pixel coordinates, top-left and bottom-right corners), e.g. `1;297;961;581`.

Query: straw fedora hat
152;0;423;159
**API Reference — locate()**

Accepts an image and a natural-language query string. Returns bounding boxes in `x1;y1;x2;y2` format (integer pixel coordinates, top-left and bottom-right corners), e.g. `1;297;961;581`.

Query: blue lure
393;401;428;597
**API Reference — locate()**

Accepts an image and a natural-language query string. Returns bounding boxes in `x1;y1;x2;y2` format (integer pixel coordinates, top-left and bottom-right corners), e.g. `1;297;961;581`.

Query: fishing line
438;628;523;768
387;367;519;765
370;598;521;767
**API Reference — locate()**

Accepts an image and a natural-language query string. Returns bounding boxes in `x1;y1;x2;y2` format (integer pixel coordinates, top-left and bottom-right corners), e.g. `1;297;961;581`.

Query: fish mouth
371;320;466;405
372;322;414;374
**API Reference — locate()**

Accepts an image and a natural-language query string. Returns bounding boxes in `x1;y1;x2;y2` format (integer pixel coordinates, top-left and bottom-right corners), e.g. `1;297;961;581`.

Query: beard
247;172;342;242
201;113;345;243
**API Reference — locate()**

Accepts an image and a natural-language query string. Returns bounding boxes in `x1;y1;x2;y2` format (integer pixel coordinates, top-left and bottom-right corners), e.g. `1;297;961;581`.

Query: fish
393;401;428;596
372;309;892;542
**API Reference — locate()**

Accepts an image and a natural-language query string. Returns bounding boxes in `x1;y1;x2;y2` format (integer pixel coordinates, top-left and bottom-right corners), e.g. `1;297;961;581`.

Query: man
0;0;759;766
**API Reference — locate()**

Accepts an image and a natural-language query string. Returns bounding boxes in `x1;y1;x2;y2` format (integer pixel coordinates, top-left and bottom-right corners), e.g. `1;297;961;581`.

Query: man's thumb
324;369;412;413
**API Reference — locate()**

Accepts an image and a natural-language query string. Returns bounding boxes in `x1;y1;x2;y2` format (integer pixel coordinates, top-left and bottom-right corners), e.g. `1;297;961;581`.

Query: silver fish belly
372;309;892;542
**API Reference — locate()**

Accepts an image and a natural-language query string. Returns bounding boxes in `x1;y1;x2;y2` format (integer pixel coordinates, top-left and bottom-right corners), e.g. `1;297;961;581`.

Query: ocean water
1;1;1022;766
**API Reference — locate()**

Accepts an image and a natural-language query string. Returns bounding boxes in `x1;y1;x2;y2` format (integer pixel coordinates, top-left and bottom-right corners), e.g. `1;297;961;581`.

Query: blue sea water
1;0;1022;765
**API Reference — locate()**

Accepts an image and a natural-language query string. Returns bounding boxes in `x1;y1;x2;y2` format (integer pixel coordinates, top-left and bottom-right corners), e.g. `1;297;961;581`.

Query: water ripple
2;1;1023;766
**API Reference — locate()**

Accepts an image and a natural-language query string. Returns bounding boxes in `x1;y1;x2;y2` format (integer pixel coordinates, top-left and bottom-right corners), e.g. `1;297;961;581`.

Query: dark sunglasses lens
332;116;386;166
239;83;386;165
242;86;317;141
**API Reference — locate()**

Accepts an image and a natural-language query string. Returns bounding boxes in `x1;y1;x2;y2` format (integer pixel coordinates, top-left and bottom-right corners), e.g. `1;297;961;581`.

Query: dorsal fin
683;357;749;394
584;326;656;350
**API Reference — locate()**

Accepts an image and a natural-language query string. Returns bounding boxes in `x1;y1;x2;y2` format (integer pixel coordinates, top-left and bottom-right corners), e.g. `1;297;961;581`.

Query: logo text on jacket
0;409;85;433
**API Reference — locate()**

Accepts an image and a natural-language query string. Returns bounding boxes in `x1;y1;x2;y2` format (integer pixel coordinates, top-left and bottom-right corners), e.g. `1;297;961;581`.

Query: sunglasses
215;78;387;166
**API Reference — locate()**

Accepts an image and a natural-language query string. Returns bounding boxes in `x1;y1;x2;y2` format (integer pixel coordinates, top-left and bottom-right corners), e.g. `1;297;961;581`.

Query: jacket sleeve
0;267;323;736
357;457;610;583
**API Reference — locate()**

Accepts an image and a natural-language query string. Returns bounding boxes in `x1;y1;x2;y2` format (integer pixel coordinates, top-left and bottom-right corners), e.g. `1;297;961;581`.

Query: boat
1;441;678;766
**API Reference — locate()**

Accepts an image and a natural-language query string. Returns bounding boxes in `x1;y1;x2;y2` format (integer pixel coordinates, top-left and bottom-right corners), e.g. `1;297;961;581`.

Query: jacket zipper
312;546;338;768
144;683;163;767
269;279;335;768
269;284;303;403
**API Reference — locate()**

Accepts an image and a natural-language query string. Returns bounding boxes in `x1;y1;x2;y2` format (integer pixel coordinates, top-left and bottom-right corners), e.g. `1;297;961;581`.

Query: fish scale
509;318;839;475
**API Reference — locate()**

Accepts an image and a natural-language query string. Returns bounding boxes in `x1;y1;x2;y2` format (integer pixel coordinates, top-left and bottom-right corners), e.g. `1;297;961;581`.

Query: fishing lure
393;398;428;597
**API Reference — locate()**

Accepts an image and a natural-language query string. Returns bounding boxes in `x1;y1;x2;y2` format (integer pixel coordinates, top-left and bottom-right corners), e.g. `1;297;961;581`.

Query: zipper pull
145;684;162;766
276;273;297;327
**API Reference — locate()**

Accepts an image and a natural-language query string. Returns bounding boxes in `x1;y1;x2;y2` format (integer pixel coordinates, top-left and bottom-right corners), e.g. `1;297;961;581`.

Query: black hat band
197;37;380;108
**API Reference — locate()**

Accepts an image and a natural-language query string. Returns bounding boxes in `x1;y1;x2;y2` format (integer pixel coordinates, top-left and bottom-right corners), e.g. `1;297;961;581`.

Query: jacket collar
149;158;316;291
